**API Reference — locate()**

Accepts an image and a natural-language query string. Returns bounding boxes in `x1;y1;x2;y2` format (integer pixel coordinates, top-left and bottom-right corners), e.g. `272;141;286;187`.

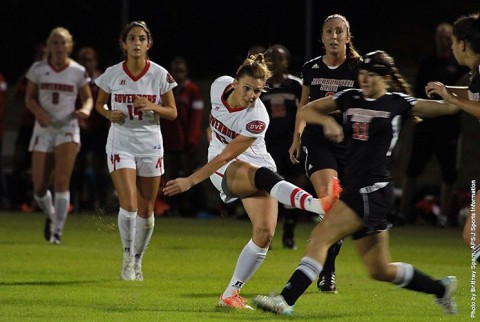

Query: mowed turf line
0;211;473;321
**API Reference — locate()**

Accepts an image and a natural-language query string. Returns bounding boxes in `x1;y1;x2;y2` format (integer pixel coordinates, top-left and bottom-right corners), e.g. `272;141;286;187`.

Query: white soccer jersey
26;59;90;124
95;60;177;156
208;76;275;170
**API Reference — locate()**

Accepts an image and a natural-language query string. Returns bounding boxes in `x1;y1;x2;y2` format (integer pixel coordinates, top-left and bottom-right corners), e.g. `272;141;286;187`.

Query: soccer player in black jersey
262;44;306;250
425;13;480;264
254;50;459;316
289;14;361;293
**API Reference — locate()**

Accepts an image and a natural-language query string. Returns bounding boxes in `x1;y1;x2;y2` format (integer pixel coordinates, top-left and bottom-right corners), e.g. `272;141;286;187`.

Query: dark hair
119;21;153;55
265;44;291;62
235;53;272;81
322;14;361;70
360;50;412;95
453;13;480;55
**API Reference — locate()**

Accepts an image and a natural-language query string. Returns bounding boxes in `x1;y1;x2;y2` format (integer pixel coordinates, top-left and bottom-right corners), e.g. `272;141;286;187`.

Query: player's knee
253;226;275;247
367;266;392;282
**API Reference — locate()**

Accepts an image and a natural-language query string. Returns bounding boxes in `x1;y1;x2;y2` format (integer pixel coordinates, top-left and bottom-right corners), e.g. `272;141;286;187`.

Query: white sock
134;214;155;265
473;244;480;262
222;239;268;298
34;190;55;221
118;208;136;261
270;181;324;215
297;256;323;282
53;191;69;236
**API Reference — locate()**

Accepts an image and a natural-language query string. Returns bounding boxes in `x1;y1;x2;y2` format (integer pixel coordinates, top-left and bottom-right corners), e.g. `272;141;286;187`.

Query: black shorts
340;182;394;240
302;142;345;181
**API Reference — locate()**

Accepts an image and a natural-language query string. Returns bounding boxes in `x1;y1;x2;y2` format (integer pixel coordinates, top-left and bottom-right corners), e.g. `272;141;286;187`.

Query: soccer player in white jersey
25;27;93;245
95;21;177;281
164;53;341;309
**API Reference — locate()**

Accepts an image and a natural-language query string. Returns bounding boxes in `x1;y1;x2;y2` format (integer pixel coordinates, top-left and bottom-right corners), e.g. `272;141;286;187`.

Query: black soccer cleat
282;238;298;250
317;272;337;293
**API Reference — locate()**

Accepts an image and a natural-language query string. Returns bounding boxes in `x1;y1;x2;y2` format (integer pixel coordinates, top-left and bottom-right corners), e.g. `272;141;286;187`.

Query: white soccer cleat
435;276;457;314
121;256;135;281
134;262;143;281
253;294;294;315
49;233;62;245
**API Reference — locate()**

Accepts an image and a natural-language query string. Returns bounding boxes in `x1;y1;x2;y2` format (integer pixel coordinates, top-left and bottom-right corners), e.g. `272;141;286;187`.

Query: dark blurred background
1;0;479;205
1;0;478;81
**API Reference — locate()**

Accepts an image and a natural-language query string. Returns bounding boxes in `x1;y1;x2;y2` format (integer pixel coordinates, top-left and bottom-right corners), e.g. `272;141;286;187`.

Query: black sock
404;269;444;298
282;209;297;240
253;167;284;192
281;269;313;306
321;240;343;274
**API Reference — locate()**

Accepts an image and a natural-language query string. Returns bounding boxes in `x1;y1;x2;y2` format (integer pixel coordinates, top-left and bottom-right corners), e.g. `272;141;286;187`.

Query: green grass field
0;211;475;321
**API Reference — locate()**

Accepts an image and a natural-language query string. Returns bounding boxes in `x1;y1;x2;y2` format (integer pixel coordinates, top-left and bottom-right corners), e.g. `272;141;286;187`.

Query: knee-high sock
271;181;324;215
34;190;55;221
53;191;69;236
281;256;322;306
118;208;136;260
473;244;480;264
254;167;324;215
134;215;155;263
392;262;444;298
222;239;268;298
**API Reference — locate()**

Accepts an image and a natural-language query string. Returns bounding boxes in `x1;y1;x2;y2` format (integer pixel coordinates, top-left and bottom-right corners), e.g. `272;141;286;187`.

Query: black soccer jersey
262;75;302;143
333;88;416;189
301;56;359;148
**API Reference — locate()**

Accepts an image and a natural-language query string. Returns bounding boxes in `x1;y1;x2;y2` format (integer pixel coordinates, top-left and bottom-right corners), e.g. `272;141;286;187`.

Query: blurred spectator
397;23;469;226
159;57;205;216
72;47;112;212
10;44;47;211
262;44;306;249
0;72;9;209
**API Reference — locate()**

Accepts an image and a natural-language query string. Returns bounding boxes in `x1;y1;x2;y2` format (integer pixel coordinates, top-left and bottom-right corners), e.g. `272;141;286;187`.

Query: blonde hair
235;53;272;81
47;27;74;56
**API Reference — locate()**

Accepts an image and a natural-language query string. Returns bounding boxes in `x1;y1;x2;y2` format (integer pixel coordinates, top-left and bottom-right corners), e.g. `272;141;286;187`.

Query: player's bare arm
25;81;51;127
135;90;177;120
289;85;310;164
164;135;255;196
75;83;93;119
95;88;125;124
412;99;459;118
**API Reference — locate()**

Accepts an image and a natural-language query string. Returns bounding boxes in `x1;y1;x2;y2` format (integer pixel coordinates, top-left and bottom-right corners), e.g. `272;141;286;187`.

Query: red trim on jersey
290;188;301;208
221;84;247;113
214;171;224;177
48;59;70;73
123;60;150;81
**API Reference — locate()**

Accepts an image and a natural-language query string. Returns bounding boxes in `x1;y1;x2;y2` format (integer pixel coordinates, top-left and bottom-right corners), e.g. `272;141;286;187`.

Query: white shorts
28;121;80;153
208;149;276;204
107;152;164;177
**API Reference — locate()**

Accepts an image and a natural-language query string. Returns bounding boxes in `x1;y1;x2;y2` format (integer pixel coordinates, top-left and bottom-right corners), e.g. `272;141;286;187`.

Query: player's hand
323;118;344;143
425;82;451;101
134;95;154;111
289;139;301;165
106;110;125;124
36;110;52;127
163;177;193;196
75;109;90;120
